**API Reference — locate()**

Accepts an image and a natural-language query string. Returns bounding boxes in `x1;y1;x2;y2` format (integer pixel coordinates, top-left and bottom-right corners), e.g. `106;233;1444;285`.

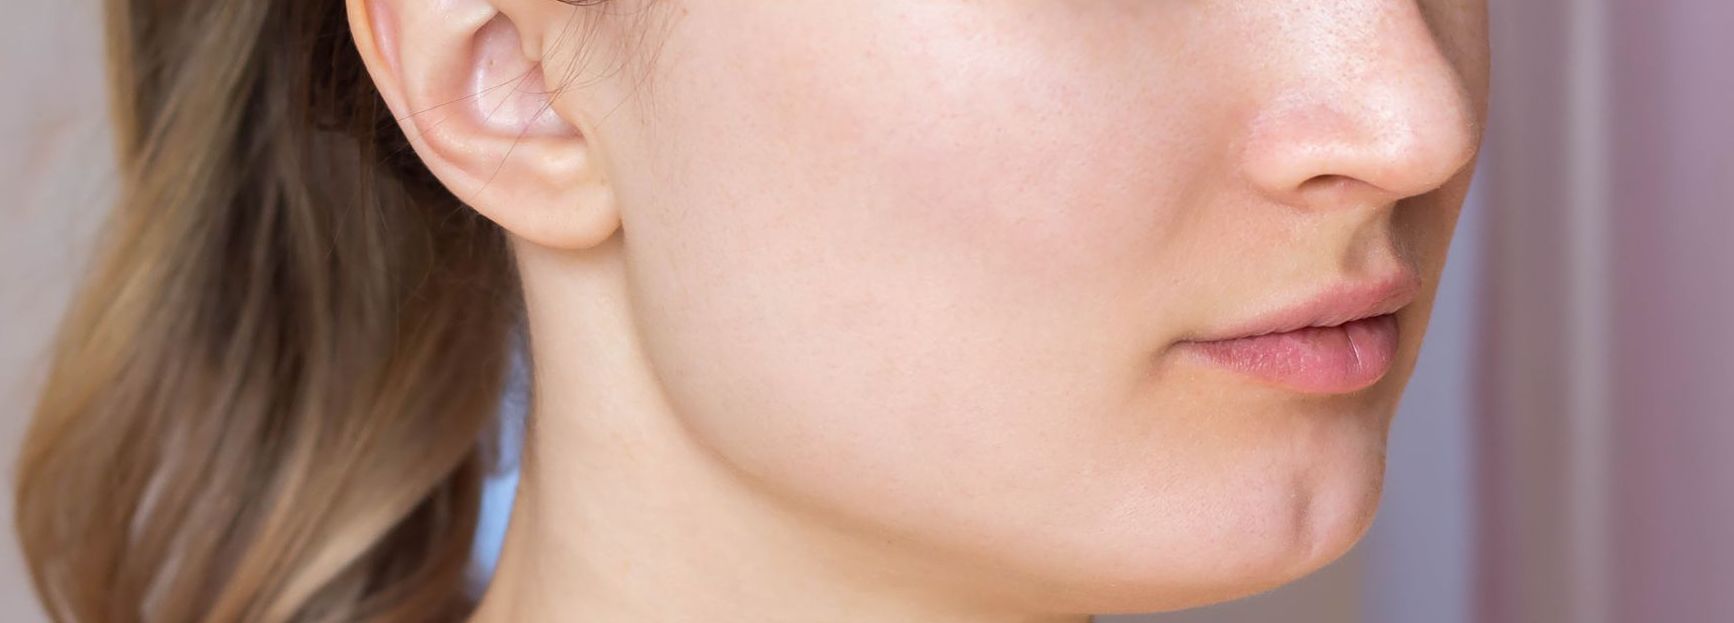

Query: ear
347;0;620;251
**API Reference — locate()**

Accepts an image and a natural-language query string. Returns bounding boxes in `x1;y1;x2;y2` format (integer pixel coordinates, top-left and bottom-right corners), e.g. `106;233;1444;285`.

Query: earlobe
346;0;622;251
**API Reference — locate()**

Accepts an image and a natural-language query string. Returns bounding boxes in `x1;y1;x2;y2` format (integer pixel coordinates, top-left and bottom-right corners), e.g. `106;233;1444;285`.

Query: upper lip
1186;270;1422;342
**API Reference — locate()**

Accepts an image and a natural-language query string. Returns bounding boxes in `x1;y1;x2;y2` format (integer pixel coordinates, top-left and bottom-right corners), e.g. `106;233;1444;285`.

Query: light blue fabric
470;330;530;584
473;468;519;578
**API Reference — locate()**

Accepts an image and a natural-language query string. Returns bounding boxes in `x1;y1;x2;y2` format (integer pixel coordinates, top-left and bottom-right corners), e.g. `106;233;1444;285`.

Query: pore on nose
1238;6;1480;212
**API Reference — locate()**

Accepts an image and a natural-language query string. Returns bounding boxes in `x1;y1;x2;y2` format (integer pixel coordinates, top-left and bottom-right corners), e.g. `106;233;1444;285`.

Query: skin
347;0;1488;621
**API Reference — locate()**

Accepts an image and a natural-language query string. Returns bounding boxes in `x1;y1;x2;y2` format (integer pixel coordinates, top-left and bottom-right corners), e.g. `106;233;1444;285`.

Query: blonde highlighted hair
11;0;561;619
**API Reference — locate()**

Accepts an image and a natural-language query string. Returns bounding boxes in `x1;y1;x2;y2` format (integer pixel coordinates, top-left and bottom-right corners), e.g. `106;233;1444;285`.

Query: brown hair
11;0;560;620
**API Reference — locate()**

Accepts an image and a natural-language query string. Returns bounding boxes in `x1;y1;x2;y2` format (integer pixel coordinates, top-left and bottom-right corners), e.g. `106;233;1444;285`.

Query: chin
1053;437;1389;616
1074;493;1382;616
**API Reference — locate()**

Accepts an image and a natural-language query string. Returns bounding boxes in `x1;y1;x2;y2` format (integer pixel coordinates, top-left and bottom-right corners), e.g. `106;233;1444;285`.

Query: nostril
1292;174;1390;212
1299;174;1356;196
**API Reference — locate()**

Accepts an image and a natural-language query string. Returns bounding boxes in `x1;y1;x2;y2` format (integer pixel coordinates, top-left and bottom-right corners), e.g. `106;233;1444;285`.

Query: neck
467;238;1091;623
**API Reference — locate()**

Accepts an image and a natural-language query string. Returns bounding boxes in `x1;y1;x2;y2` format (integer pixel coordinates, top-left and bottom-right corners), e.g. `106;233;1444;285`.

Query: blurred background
2;1;1729;621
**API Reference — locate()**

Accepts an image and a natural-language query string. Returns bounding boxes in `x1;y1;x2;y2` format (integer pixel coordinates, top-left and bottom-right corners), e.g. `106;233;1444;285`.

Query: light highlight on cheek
594;0;1488;612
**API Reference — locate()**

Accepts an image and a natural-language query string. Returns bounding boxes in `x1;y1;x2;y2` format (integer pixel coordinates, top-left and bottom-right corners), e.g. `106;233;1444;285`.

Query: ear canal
472;15;581;139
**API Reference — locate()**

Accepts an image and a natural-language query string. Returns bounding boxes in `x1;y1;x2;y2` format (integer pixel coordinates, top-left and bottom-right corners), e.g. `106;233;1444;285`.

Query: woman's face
551;0;1485;611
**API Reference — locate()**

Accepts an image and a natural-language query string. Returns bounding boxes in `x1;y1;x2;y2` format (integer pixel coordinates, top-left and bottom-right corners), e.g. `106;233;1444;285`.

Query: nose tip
1239;10;1481;211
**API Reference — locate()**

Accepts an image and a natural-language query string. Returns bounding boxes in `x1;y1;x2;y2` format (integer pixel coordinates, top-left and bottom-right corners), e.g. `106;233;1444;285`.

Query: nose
1238;1;1481;212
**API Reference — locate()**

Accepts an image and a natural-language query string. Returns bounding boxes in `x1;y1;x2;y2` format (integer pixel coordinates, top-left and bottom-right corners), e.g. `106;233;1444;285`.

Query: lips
1177;272;1420;395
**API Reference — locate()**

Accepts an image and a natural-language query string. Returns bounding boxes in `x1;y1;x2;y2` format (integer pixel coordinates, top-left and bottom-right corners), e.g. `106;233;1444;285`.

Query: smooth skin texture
348;1;1487;621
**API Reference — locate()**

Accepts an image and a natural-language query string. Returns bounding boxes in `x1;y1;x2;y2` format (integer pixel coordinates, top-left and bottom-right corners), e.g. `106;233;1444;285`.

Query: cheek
621;3;1201;491
609;2;1394;604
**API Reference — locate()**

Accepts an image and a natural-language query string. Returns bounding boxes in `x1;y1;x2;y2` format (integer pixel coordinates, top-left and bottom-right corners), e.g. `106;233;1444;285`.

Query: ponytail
15;0;519;620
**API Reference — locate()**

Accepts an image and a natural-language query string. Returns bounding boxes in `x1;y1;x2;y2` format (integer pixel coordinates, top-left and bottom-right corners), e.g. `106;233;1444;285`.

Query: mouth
1175;272;1421;395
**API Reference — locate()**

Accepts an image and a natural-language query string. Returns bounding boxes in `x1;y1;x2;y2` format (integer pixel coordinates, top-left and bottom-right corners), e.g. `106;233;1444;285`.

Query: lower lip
1180;314;1401;395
